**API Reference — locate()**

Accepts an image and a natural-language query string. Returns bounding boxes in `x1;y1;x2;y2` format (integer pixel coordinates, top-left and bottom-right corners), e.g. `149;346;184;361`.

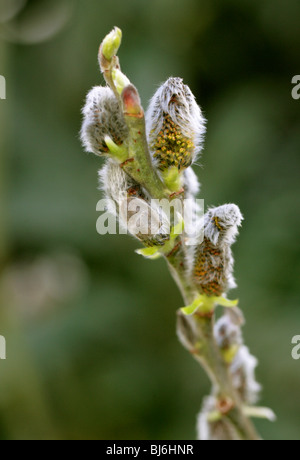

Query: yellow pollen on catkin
152;113;194;172
193;238;226;297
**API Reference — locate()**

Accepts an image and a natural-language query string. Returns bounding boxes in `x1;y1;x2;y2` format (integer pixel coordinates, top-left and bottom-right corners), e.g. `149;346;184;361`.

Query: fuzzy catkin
192;204;243;297
214;313;243;351
99;159;141;216
214;314;261;405
146;77;206;172
99;160;170;247
183;168;201;198
230;345;261;405
81;86;128;156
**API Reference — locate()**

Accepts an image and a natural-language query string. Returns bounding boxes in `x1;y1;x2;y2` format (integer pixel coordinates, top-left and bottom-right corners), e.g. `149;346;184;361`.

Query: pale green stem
163;225;260;439
122;115;168;200
173;272;260;440
100;54;122;101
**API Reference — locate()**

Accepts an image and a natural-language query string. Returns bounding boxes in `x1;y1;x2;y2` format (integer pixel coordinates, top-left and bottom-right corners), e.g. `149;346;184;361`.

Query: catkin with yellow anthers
192;204;243;297
193;237;227;296
146;77;206;173
81;86;128;156
152;114;194;172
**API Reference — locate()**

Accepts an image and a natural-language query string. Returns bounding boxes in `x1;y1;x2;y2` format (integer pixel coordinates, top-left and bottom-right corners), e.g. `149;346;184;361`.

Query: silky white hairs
192;204;243;296
183;167;201;197
214;313;243;350
146;78;206;172
99;160;170;246
99;159;136;218
204;204;243;247
231;345;262;405
214;313;261;405
197;342;261;440
146;77;206;154
81;86;128;156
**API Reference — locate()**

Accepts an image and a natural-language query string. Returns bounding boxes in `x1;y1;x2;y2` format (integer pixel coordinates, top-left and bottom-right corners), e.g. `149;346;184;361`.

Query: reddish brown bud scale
217;398;235;415
122;85;143;117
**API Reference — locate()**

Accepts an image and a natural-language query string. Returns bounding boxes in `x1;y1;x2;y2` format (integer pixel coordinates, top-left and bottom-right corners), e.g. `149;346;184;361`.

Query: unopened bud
122;84;143;117
100;27;122;62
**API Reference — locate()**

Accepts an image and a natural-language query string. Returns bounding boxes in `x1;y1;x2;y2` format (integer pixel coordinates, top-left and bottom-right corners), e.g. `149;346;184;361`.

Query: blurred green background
0;0;299;440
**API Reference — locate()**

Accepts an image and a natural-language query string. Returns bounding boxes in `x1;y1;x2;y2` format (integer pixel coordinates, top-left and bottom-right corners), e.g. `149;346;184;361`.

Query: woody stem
168;255;260;440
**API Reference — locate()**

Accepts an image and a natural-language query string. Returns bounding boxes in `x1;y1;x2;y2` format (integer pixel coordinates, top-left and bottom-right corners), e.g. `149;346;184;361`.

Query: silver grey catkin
99;160;170;247
81;86;128;156
230;345;261;405
146;77;206;172
183;167;201;198
192;204;243;297
214;313;261;405
214;313;243;351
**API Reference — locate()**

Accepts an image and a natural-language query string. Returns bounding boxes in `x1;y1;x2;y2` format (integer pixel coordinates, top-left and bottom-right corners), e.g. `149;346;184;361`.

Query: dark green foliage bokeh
0;0;299;440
